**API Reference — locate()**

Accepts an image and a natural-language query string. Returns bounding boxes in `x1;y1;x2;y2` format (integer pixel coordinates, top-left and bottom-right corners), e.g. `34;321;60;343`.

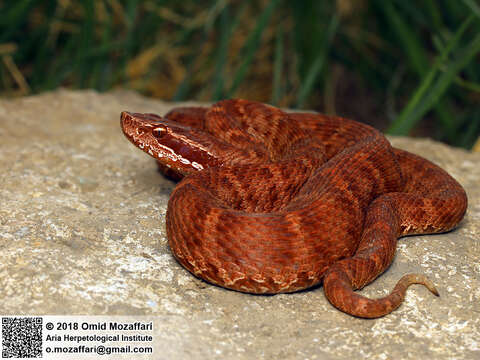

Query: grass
0;0;479;148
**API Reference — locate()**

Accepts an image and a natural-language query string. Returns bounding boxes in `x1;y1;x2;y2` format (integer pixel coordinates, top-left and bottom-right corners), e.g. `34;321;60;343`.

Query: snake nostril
121;111;133;123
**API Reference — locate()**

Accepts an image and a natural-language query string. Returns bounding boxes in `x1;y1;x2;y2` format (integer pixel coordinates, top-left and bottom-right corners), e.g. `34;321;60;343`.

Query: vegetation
1;0;479;148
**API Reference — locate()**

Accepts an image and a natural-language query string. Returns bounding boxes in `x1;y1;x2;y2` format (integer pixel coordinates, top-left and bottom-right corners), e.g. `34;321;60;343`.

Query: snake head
121;111;222;176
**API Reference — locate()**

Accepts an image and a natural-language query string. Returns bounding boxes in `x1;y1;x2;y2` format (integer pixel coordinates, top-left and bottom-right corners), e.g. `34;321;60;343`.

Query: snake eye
152;125;168;138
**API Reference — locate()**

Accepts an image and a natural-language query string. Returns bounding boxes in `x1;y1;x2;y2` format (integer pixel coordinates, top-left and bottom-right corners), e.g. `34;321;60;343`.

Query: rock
0;89;478;359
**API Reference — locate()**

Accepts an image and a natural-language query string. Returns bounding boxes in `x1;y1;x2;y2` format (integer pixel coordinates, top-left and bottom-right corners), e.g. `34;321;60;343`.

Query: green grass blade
379;1;427;75
75;0;95;88
462;0;480;18
412;34;480;121
0;0;36;42
388;15;478;135
453;77;480;93
93;13;114;91
226;0;280;97
459;109;480;148
271;24;284;105
211;4;243;101
296;15;338;108
423;0;444;30
379;1;459;138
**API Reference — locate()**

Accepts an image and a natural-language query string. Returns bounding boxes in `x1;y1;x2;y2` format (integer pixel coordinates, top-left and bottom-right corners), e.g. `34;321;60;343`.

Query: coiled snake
120;99;467;318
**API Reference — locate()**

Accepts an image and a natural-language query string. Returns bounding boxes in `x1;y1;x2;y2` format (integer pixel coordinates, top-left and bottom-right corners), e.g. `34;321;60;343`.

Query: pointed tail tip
396;273;440;297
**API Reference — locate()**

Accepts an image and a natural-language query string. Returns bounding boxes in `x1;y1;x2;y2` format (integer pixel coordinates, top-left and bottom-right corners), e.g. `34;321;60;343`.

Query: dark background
1;0;479;148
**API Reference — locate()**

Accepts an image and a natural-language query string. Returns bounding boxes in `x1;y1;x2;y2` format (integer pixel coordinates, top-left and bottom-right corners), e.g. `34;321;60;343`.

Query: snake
120;99;467;318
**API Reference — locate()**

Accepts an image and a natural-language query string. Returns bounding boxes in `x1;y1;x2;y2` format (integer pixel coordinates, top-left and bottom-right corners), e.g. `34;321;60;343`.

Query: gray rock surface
0;89;479;359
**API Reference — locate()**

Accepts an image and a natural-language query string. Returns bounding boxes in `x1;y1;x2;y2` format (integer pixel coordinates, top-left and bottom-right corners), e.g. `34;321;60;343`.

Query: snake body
120;99;467;318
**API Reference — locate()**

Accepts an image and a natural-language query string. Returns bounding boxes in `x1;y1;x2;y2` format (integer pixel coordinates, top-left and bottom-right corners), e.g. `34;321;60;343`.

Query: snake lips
121;99;467;318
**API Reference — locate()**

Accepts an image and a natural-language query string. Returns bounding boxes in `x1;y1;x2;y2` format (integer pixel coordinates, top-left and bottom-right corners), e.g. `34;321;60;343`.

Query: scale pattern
121;99;467;318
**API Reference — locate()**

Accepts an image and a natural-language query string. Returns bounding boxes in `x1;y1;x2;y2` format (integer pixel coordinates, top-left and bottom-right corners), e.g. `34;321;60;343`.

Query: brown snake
120;99;467;318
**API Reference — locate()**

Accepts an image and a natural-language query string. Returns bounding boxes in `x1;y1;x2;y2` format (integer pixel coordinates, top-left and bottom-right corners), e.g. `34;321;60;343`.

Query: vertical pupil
153;126;167;138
